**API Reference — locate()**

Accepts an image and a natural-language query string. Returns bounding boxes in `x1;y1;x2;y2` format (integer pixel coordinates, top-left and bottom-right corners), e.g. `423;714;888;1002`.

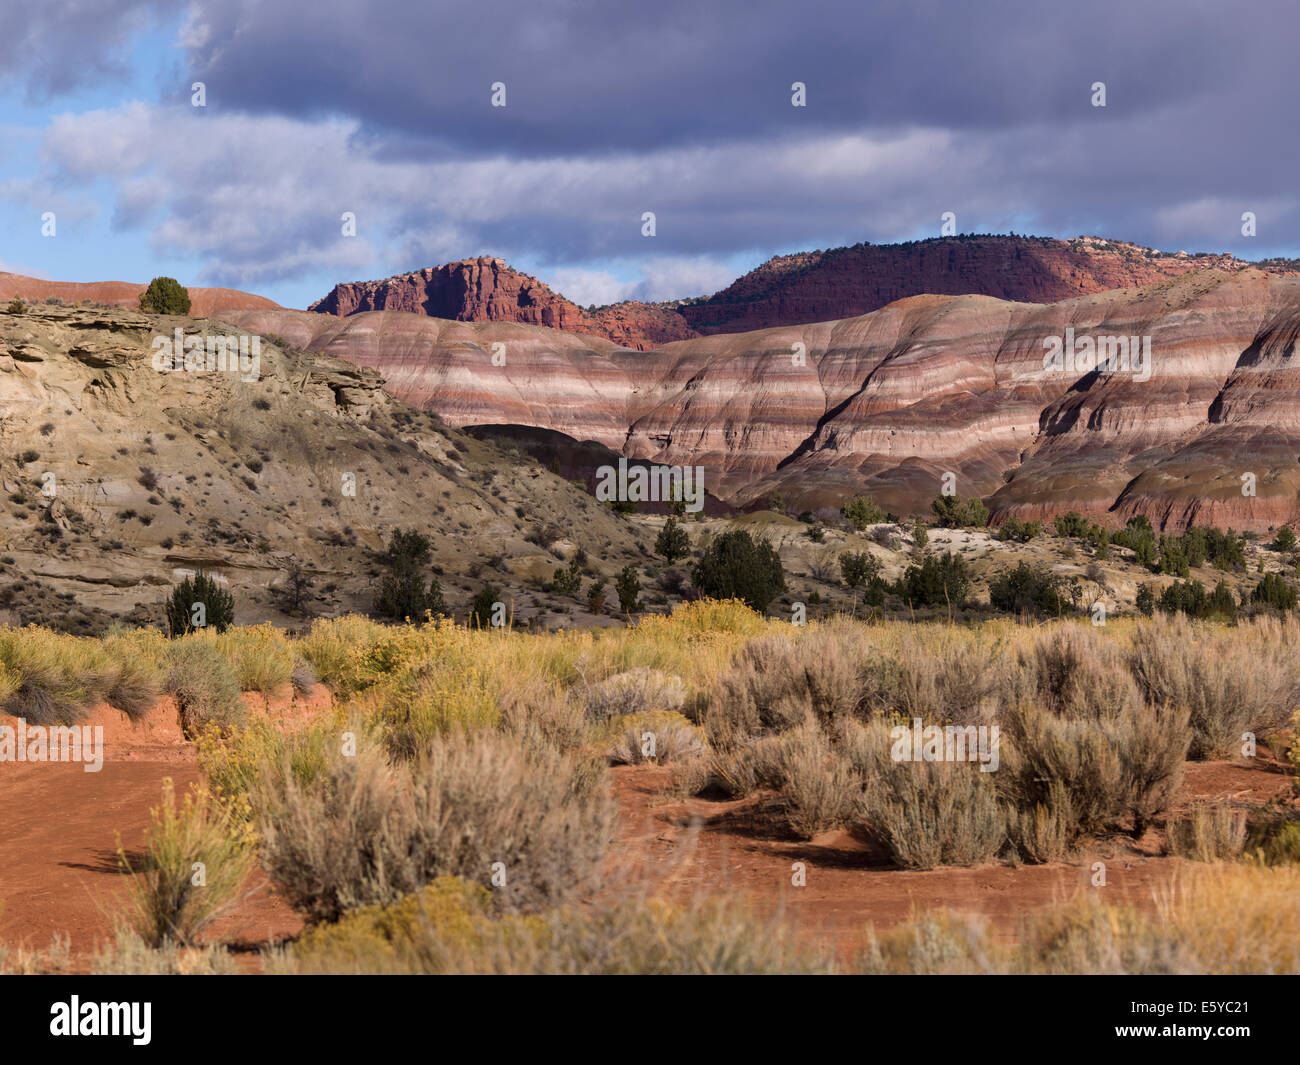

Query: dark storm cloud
16;0;1300;302
176;0;1282;155
2;0;178;100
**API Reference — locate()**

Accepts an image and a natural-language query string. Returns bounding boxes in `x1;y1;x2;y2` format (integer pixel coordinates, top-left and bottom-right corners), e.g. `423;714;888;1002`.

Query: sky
3;0;1299;310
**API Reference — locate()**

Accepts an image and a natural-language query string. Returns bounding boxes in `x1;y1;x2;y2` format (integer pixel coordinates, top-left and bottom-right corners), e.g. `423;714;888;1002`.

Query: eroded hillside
0;302;644;631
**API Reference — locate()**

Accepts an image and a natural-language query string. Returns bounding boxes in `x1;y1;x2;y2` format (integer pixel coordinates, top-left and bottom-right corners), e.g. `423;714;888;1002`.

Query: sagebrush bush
606;711;705;767
497;681;587;754
1130;614;1300;757
999;701;1188;840
707;627;863;749
870;629;1000;724
164;638;243;733
774;724;857;838
702;733;787;798
1020;624;1141;719
1165;805;1247;862
256;731;613;922
861;759;1005;870
582;668;687;722
1005;784;1074;864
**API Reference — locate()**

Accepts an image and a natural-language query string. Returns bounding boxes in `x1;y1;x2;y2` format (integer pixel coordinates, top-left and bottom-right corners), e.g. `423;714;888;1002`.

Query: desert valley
4;2;1300;1025
0;235;1298;986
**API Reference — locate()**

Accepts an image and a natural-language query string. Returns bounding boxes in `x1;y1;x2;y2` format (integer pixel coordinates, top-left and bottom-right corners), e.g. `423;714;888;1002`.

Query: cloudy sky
2;0;1297;309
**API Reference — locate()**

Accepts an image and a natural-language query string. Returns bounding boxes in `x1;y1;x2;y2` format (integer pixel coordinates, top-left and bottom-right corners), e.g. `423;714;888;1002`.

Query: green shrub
989;562;1066;616
930;494;989;529
138;276;192;315
1135;583;1156;616
691;530;785;613
469;585;503;628
654;517;690;563
166;572;234;636
1251;573;1296;611
1157;579;1236;620
996;517;1041;542
1054;511;1089;538
546;554;584;597
375;529;447;621
839;550;886;605
894;551;969;608
841;495;887;530
615;565;641;613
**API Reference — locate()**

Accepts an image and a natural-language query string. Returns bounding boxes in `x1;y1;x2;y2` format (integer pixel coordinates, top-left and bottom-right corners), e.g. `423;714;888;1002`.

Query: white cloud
26;97;1300;297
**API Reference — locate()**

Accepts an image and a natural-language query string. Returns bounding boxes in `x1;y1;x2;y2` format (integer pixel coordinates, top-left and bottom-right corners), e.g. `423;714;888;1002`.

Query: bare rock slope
0;302;642;630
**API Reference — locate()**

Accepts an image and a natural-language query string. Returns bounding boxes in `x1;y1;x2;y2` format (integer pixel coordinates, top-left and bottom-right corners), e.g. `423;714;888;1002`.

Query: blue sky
4;1;1300;310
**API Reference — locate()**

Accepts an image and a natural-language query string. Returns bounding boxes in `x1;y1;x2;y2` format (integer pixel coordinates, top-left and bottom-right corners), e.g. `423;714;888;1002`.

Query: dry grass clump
0;935;71;975
164;638;244;733
859;865;1300;974
285;877;832;975
1160;864;1300;973
92;930;237;975
1165;804;1247;861
197;624;296;694
0;625;162;724
255;731;613;923
1130;613;1300;758
116;778;255;948
1017;623;1142;719
582;668;687;723
606;710;705;767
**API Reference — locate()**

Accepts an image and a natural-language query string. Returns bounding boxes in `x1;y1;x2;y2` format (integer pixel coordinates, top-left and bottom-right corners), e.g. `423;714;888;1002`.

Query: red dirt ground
1;695;1294;968
0;696;307;963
